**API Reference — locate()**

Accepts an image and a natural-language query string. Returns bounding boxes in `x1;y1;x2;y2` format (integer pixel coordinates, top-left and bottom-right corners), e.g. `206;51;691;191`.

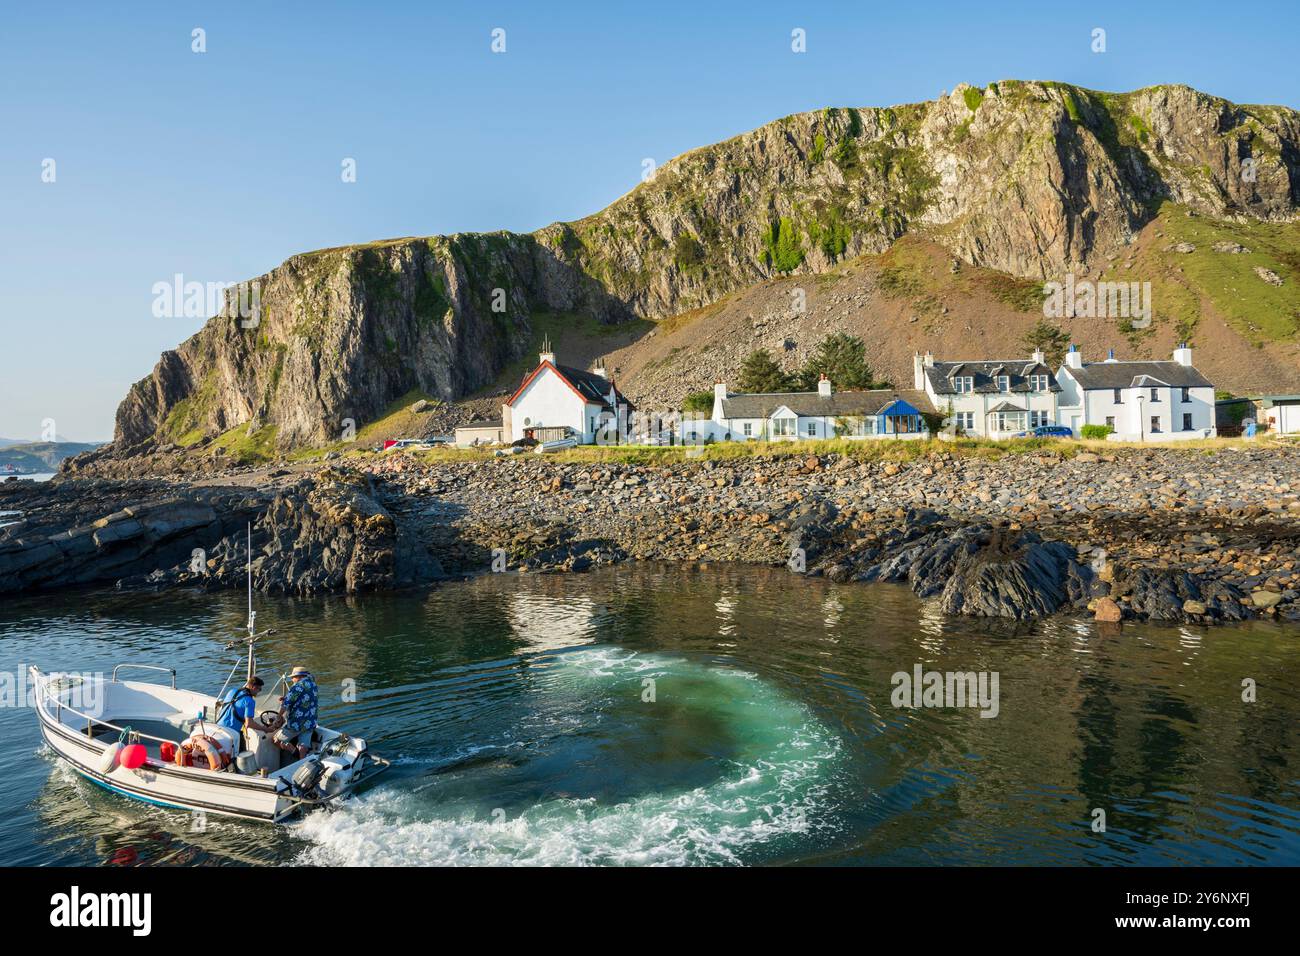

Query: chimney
538;335;555;367
1173;343;1193;367
590;359;607;379
913;352;925;389
1031;348;1045;365
1065;344;1083;369
712;381;728;419
818;373;832;397
1104;348;1117;363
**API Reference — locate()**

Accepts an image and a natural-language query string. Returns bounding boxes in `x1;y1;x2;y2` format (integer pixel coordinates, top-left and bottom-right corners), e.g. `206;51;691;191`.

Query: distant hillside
104;80;1300;459
606;231;1300;409
0;441;104;473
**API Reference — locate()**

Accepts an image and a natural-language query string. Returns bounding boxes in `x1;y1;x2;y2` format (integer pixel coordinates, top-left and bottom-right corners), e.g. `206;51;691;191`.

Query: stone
1252;589;1283;609
1093;596;1123;622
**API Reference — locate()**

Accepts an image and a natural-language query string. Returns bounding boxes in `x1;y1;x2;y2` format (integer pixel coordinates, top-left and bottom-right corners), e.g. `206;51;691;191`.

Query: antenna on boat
246;523;256;681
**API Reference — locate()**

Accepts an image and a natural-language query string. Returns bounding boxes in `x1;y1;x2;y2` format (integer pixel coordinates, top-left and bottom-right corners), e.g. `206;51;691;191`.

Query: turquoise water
1;565;1298;866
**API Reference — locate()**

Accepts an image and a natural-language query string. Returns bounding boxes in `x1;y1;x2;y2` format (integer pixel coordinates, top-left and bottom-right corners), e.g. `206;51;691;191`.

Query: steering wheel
259;710;281;727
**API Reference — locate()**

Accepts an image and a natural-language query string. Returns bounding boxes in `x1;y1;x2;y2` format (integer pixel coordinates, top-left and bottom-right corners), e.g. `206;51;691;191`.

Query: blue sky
2;0;1297;441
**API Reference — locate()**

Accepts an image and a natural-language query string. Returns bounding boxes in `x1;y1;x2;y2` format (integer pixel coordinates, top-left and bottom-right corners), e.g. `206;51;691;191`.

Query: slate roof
555;365;635;410
457;420;504;430
719;388;935;419
1065;361;1212;390
988;401;1027;413
925;360;1061;395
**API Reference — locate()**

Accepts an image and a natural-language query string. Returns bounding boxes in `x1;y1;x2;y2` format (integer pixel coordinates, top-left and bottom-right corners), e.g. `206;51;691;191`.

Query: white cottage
914;350;1063;438
1055;344;1216;440
707;376;934;441
502;348;634;444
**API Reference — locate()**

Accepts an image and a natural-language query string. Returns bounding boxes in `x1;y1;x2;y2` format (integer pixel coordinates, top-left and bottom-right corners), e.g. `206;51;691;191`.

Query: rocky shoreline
5;444;1300;625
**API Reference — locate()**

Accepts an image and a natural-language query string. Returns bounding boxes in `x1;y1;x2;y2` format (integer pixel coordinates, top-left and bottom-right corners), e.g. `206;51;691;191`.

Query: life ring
178;735;231;771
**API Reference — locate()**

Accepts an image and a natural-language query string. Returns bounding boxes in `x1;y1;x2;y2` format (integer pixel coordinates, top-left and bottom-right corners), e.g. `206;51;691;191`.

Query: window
954;376;974;394
1030;374;1049;392
1181;387;1191;403
1113;389;1123;403
1105;416;1116;429
742;422;753;436
1182;413;1193;431
772;418;795;437
996;375;1010;392
1150;416;1161;433
806;421;817;437
1149;388;1160;402
954;411;975;432
1030;410;1049;427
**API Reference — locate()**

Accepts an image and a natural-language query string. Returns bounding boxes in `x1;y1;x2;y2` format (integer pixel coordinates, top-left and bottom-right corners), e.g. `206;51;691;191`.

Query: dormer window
953;376;974;394
996;375;1010;392
1030;374;1049;392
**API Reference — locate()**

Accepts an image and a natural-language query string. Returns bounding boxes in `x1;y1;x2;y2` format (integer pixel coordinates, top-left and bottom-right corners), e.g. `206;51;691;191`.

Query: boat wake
294;648;842;866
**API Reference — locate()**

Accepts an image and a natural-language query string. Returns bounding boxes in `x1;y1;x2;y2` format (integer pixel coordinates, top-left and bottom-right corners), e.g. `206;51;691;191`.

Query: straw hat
289;666;312;678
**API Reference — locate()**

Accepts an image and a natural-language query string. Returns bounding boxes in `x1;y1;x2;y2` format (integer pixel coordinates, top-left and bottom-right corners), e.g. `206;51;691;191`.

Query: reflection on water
2;565;1298;866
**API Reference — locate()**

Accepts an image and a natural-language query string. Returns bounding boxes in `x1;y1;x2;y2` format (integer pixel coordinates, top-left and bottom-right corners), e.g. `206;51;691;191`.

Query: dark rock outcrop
858;523;1094;620
0;470;442;596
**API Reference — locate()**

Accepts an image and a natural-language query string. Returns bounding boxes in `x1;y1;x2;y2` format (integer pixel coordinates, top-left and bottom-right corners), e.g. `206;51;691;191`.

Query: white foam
295;757;833;867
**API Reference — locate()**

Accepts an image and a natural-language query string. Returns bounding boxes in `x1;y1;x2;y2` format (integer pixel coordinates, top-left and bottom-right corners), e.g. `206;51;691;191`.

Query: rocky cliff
110;81;1300;455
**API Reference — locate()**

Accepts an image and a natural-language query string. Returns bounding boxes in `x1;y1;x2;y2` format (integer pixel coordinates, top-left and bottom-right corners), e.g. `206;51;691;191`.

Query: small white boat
536;436;579;454
31;530;389;823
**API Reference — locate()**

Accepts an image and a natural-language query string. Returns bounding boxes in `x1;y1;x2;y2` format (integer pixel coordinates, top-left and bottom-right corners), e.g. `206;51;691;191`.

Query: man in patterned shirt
272;666;319;760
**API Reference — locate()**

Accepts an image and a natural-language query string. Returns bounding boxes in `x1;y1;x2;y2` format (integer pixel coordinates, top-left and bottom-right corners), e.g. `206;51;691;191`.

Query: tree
737;349;793;392
682;390;714;414
796;333;888;390
1020;319;1072;368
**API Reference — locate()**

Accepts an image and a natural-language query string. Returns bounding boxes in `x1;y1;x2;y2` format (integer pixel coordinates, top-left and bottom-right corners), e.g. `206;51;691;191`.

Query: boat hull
37;707;293;823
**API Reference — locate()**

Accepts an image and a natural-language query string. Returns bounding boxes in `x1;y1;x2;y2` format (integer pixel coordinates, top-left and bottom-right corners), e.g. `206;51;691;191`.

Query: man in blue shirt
217;675;270;738
272;666;319;760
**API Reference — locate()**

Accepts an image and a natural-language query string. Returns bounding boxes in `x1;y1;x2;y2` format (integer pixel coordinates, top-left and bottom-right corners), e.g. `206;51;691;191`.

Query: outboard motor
318;736;368;797
290;758;326;798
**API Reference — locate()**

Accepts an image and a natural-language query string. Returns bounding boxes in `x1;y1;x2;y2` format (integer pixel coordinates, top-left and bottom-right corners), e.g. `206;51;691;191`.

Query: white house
502;347;634;444
1055;344;1216;440
704;375;935;442
914;350;1063;438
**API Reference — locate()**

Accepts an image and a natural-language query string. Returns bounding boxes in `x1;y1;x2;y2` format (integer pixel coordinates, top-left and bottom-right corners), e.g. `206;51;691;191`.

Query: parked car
383;437;452;452
1012;425;1075;439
